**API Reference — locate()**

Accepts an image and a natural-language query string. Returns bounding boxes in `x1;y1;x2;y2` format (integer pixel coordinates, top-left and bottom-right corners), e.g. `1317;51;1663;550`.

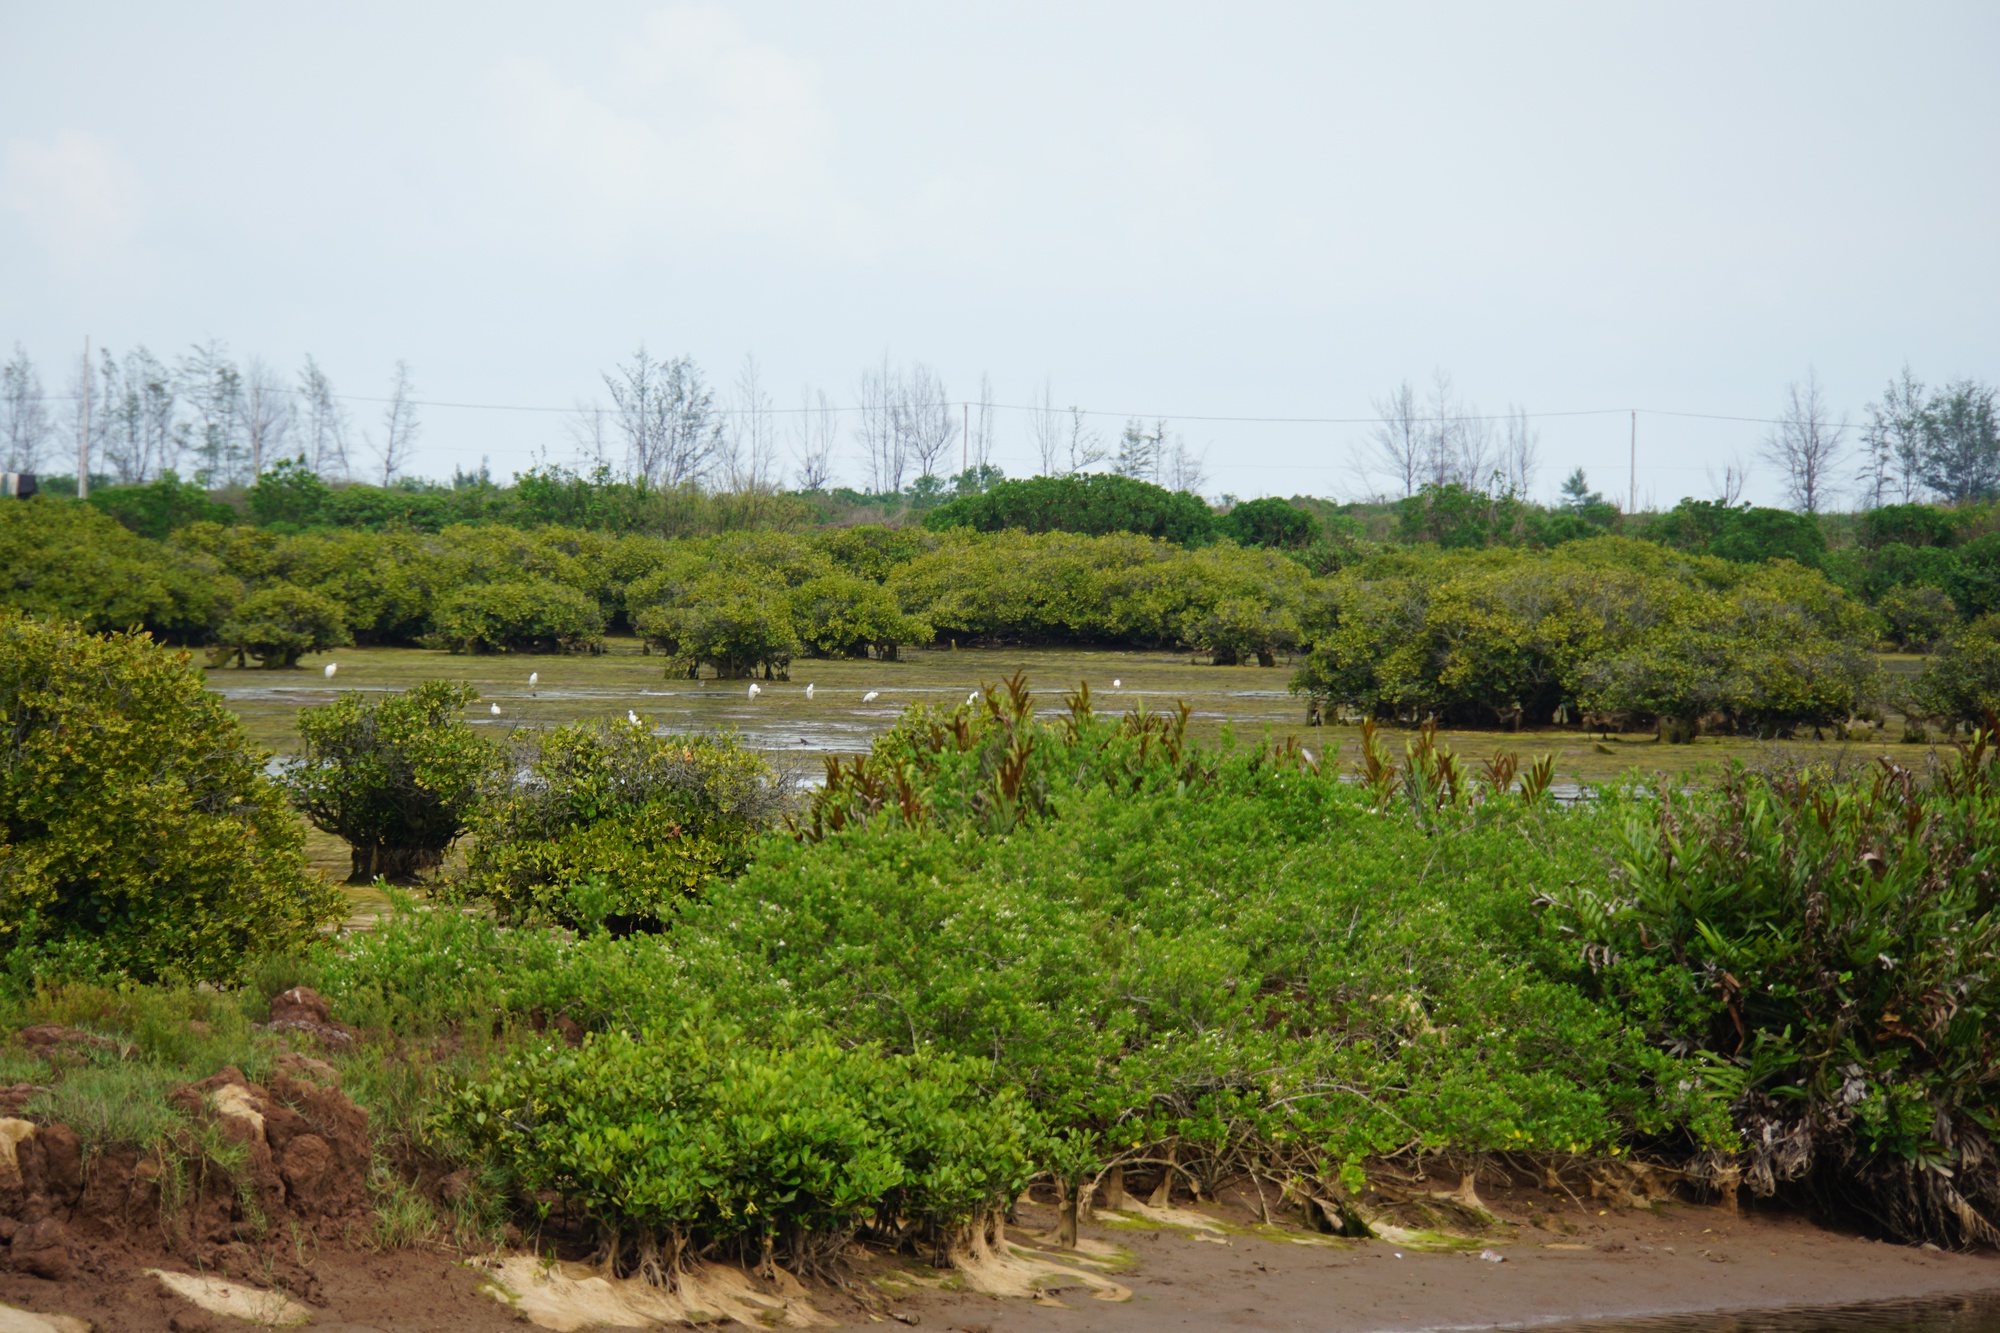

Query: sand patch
477;1255;830;1330
0;1304;91;1333
147;1270;316;1326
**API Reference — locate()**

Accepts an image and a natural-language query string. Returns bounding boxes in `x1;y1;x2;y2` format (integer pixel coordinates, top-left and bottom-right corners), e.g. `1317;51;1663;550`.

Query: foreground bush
282;681;500;881
1552;746;2000;1246
463;722;785;928
0;612;339;982
443;1017;1038;1277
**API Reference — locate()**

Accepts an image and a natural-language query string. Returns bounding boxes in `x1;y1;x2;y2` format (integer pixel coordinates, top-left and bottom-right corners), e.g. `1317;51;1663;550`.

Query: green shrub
1217;496;1317;549
1295;541;1874;731
424;578;606;654
634;578;798;679
1876;585;1957;650
787;574;932;660
1549;750;2000;1245
463;722;784;928
214;581;351;668
0;499;238;642
281;682;501;882
923;474;1215;546
0;612;338;983
1913;615;2000;728
442;1016;1040;1275
87;472;238;539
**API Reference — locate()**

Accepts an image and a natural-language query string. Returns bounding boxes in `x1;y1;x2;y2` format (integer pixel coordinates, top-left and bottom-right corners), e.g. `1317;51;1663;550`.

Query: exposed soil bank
7;1175;2000;1331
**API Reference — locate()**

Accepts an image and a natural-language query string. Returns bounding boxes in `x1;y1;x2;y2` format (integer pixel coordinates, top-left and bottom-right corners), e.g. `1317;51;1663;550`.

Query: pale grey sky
3;2;1996;506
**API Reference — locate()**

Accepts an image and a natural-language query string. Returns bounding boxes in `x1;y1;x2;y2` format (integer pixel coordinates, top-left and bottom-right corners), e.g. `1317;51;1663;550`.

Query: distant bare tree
178;341;244;485
1029;380;1064;477
1162;431;1207;494
1367;380;1423;497
1423;369;1492;489
1063;406;1107;475
603;347;721;488
1113;418;1162;482
371;360;421;486
1859;365;1929;506
968;373;996;473
791;386;838;491
718;354;779;492
239;356;292;480
567;400;611;467
297;356;349;479
0;345;51;472
1762;369;1846;514
1708;454;1751;506
895;362;956;481
1500;404;1539;497
99;347;181;483
853;356;904;494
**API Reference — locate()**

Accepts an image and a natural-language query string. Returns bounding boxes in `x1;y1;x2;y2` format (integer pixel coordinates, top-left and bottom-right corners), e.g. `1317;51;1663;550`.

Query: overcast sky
3;3;1996;506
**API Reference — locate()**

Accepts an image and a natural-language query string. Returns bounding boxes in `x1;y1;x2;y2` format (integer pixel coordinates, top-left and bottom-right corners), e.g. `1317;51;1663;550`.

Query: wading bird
628;710;640;725
805;683;815;699
967;692;978;706
862;691;880;703
324;663;338;679
748;683;761;699
1112;678;1121;688
490;703;501;716
529;671;539;694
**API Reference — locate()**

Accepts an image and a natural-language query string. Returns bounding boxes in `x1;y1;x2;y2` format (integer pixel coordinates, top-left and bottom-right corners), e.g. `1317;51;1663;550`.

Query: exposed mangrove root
478;1255;831;1331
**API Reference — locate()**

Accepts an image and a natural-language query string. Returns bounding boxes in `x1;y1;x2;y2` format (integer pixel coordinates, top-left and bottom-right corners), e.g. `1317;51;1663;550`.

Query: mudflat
915;1194;2000;1333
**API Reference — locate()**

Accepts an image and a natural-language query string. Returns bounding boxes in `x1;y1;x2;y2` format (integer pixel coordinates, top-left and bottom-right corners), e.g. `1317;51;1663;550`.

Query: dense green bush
281;681;501;881
1295;540;1875;732
1550;749;2000;1245
1650;499;1826;566
443;1016;1039;1275
0;611;338;982
87;471;238;539
0;499;238;642
635;577;799;678
463;722;784;928
923;473;1215;545
1217;496;1318;549
1912;615;2000;728
424;578;607;654
213;581;351;668
1876;585;1958;650
787;574;933;659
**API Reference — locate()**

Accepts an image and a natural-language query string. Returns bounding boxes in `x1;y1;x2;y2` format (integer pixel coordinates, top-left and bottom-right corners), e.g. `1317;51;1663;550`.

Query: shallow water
1517;1291;2000;1333
212;640;1929;793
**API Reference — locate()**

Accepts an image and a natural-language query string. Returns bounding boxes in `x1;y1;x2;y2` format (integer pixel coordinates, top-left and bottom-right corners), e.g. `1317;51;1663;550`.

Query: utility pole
1628;409;1636;515
962;402;969;477
77;336;91;499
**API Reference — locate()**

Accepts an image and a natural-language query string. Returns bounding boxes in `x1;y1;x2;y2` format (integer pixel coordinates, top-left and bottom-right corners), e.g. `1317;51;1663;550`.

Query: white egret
805;683;815;700
862;691;880;703
628;710;640;725
529;671;539;693
490;703;502;716
1112;678;1122;688
748;682;761;699
967;692;978;706
323;663;338;679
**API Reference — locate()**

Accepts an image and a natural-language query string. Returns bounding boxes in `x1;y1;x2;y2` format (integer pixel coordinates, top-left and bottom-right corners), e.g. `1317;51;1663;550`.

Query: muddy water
1528;1292;2000;1332
211;639;1922;790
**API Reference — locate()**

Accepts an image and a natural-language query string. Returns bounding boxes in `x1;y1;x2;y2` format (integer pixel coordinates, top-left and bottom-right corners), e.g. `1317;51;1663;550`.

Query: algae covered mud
207;639;1927;785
